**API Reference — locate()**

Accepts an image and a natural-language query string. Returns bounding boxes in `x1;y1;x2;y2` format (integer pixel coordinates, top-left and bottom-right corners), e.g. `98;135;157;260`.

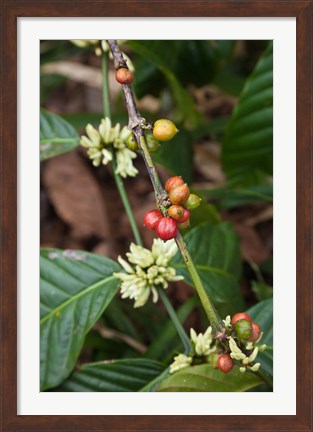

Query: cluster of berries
216;312;262;373
144;176;202;241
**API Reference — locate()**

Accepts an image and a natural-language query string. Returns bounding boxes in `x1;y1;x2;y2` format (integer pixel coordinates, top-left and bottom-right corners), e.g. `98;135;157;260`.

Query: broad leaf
40;109;80;161
247;299;273;377
158;364;262;392
196;182;273;209
54;359;164;392
40;248;121;390
172;222;245;315
153;129;193;183
222;42;273;184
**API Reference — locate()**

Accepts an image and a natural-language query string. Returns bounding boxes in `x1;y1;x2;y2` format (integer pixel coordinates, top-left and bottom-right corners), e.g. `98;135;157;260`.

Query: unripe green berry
234;319;252;341
125;134;138;151
184;194;202;210
145;132;160;152
178;219;190;230
153;119;179;142
208;352;220;368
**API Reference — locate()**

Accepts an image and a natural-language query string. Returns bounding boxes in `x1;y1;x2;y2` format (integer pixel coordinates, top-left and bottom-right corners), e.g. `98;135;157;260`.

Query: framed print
1;1;312;431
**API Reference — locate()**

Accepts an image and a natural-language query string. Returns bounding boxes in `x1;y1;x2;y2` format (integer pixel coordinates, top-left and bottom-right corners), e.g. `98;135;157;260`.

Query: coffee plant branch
107;39;224;334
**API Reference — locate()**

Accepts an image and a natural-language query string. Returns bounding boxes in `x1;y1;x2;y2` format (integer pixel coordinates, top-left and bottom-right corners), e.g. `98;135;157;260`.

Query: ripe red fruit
217;354;234;374
116;68;134;85
156;217;178;241
165;176;184;194
143;209;163;230
231;312;251;326
249;321;261;342
177;208;190;223
168;184;190;205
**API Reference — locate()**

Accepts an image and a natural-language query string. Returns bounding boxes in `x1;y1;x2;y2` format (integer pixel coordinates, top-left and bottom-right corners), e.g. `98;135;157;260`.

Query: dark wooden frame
1;1;312;431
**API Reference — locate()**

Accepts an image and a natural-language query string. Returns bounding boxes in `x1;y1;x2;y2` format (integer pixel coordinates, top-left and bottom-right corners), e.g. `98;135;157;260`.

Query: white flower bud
250;363;261;372
169;354;192;374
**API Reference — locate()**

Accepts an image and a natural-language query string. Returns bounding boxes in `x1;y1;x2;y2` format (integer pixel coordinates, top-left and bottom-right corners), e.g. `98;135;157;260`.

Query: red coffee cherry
165;176;184;194
249;321;261;342
143;209;163;231
231;312;251;326
116;68;134;85
168;184;190;205
167;205;185;220
217;354;234;374
153;119;178;142
177;208;190;223
156;217;178;241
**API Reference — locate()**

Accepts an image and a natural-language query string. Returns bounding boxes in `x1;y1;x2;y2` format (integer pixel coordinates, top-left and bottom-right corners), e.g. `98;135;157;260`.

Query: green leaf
153;129;193;183
40;248;121;390
252;281;273;301
189;201;221;226
172;222;245;315
158;364;263;392
54;359;164;392
196;182;273;209
222;42;273;184
247;299;273;376
40;109;80;161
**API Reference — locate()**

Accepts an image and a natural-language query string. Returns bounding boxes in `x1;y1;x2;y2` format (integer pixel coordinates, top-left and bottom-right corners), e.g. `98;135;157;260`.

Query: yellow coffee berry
153;119;179;142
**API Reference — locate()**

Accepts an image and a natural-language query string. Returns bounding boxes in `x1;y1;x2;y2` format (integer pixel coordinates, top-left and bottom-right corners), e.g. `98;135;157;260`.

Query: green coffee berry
234;319;252;341
126;134;138;151
145;132;160;152
184;194;202;210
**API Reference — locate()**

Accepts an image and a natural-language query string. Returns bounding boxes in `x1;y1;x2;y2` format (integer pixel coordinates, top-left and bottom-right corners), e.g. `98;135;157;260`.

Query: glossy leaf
40;109;80;161
158;364;263;392
172;222;245;314
247;299;273;376
54;359;164;392
40;248;121;390
222;42;273;184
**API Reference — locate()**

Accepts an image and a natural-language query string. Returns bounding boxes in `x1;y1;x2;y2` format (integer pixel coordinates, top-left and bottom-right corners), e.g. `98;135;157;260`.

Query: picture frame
1;0;312;430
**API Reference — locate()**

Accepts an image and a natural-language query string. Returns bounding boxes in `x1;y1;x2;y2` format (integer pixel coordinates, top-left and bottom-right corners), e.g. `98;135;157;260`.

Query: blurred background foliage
40;40;273;390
